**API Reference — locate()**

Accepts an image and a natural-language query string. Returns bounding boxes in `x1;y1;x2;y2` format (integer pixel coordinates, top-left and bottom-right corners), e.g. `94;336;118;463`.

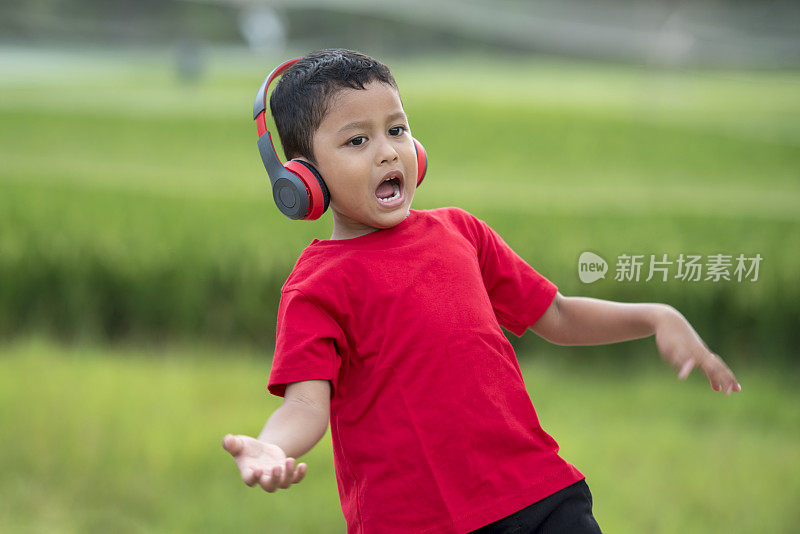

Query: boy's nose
376;140;399;165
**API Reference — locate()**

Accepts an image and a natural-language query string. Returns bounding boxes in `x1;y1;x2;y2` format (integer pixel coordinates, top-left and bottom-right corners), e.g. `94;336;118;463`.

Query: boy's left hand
654;306;741;395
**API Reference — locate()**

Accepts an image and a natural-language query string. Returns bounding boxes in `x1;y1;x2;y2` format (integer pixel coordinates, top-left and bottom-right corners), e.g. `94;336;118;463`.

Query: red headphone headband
253;57;301;150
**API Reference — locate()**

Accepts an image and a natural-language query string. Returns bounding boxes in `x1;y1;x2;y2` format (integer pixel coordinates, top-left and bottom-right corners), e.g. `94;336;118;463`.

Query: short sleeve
471;215;558;337
268;289;345;398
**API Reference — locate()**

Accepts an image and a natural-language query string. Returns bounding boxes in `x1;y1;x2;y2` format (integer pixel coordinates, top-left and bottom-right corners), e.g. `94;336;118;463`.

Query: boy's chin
357;213;405;233
372;203;412;228
330;203;411;238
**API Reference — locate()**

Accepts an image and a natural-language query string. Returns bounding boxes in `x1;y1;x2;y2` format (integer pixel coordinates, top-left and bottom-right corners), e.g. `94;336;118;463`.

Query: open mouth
375;172;404;206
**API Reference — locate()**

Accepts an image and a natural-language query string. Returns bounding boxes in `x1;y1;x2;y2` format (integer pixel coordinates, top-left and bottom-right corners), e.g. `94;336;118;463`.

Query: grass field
1;338;798;533
1;48;798;355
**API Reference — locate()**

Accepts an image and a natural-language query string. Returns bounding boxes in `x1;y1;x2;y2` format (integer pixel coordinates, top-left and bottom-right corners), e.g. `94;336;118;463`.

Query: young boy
223;49;741;534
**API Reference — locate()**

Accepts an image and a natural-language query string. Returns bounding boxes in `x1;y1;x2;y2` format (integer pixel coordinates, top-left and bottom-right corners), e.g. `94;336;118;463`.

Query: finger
259;472;276;493
720;370;739;395
706;369;718;390
263;465;283;492
710;374;727;393
243;467;262;487
279;458;296;489
677;359;695;380
726;370;741;393
223;434;242;456
699;354;721;387
708;375;721;392
724;377;742;395
293;462;307;484
706;356;736;394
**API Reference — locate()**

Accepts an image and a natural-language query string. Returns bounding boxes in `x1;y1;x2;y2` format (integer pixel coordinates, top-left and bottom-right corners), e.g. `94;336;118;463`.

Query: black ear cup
271;170;311;220
282;159;330;220
292;160;330;214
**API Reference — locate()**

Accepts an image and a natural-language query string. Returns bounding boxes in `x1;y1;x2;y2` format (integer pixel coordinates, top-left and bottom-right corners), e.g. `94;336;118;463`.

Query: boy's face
306;81;418;239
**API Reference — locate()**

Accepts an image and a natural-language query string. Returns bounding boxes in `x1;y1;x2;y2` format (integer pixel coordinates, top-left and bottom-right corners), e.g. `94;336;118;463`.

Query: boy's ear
290;153;316;167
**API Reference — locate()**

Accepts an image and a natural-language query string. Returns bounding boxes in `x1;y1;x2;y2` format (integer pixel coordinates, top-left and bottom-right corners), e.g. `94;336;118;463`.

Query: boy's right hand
222;434;307;493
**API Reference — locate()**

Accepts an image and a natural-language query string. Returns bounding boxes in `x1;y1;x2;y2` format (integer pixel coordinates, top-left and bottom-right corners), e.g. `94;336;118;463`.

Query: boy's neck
329;210;380;240
329;225;378;241
328;210;411;241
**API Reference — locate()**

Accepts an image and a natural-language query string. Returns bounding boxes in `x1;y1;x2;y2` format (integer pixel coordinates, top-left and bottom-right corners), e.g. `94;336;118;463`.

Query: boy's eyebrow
337;111;407;133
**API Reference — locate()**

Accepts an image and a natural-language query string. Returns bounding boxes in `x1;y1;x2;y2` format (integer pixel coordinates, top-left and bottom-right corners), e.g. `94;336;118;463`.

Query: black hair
269;48;399;165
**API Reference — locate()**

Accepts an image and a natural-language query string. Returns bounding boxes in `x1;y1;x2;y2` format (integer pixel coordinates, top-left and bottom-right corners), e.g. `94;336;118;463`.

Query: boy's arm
258;379;331;458
223;379;331;493
529;292;741;395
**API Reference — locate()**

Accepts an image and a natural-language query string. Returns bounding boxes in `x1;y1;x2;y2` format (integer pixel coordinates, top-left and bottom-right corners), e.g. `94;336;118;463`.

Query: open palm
222;434;307;492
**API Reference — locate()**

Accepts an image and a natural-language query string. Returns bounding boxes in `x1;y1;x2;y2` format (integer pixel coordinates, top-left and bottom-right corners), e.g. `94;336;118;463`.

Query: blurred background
1;1;798;533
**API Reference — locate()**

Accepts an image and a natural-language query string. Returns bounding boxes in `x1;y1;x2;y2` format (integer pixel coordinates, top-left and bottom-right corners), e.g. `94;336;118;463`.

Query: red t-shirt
268;207;584;534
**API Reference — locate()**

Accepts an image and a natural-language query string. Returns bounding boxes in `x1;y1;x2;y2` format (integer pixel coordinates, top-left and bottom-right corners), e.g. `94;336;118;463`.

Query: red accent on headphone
284;160;327;220
414;138;428;187
254;58;300;144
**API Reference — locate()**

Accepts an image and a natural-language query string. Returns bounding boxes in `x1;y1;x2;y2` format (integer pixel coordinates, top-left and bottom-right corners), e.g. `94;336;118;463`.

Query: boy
223;49;741;534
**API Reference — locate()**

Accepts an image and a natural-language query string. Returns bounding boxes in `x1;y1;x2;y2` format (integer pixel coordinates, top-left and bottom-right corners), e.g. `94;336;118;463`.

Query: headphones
253;57;428;220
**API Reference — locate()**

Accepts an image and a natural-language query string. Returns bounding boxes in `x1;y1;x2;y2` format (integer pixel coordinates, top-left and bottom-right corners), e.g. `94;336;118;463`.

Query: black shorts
468;479;603;534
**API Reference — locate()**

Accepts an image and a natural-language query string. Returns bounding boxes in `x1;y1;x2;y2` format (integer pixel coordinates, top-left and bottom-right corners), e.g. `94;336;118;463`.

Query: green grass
1;338;798;533
1;50;798;355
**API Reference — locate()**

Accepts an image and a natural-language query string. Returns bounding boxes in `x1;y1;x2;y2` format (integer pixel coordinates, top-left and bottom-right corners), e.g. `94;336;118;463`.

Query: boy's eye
347;136;366;147
389;126;405;136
